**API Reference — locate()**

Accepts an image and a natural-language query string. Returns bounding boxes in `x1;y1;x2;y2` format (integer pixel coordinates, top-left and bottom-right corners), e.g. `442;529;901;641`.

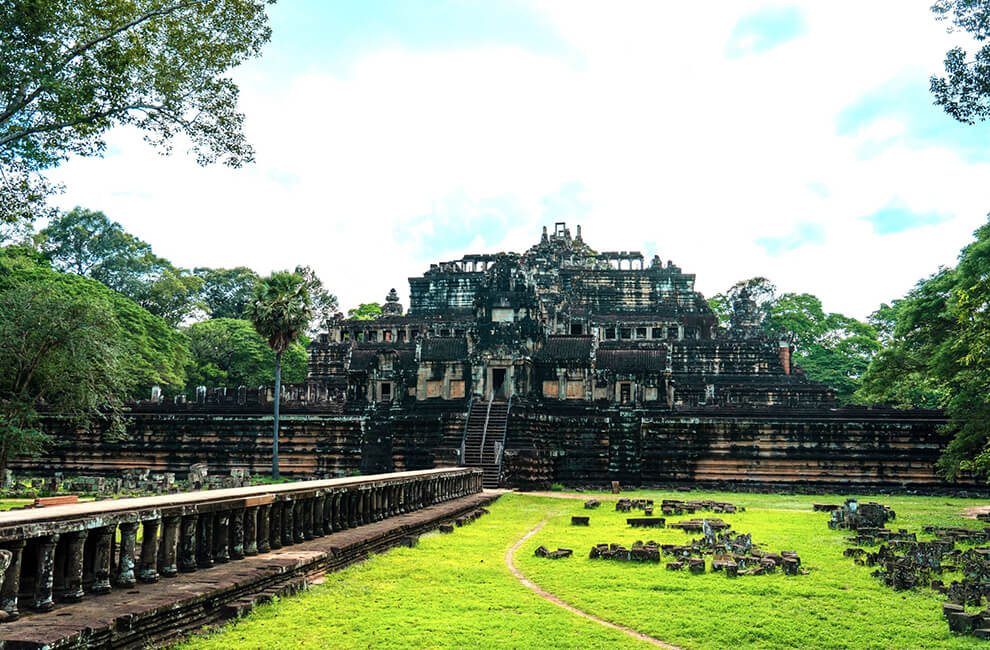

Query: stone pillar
159;516;181;577
196;514;214;568
91;526;114;593
0;540;25;620
282;499;294;546
244;506;259;556
139;519;160;583
335;493;346;531
62;531;87;601
302;498;314;540
179;515;198;573
362;490;372;525
230;508;245;560
312;496;326;538
269;502;282;550
258;504;272;554
31;534;59;611
322;495;333;534
213;512;230;563
114;522;138;587
293;500;305;543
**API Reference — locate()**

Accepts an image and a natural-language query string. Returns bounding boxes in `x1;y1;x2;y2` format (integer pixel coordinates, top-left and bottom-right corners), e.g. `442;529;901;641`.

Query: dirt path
962;505;990;519
505;518;683;649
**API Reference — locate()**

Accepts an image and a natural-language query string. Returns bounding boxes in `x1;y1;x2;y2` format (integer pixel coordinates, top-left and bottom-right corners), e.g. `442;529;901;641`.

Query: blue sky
50;1;990;318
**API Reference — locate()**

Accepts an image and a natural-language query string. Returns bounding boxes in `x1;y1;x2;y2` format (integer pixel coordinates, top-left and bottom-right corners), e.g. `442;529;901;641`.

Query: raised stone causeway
0;468;486;649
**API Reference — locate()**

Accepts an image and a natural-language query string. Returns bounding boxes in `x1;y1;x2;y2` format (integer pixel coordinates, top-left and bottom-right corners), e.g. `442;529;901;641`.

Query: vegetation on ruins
857;218;990;480
709;278;880;402
347;301;384;320
0;0;276;226
181;491;990;650
931;0;990;125
246;271;313;479
183;317;308;392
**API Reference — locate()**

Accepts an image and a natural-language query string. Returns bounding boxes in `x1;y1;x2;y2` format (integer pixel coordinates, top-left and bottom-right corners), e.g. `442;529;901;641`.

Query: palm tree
246;271;312;479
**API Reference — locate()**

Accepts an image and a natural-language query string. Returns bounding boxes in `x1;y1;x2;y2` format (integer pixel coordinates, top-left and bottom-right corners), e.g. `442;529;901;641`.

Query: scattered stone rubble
571;516;590;526
535;546;574;559
584;500;601;509
827;499;895;530
589;518;803;577
829;503;990;639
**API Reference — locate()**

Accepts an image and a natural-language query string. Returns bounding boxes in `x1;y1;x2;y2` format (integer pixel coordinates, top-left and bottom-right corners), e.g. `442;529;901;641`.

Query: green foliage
711;278;878;402
0;254;138;473
856;219;990;479
931;0;990;124
0;0;275;223
246;272;312;355
193;266;260;319
179;491;990;650
38;207;202;325
295;265;339;335
0;248;188;398
184;318;306;391
347;302;382;321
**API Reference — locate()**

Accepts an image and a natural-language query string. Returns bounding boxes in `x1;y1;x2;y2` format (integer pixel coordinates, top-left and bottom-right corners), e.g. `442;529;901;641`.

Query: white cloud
48;0;990;319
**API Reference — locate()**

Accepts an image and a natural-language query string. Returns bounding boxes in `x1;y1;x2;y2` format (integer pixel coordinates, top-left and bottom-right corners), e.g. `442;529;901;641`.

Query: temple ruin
22;223;957;492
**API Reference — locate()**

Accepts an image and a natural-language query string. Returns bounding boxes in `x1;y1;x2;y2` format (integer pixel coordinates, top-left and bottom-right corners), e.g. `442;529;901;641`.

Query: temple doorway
492;368;506;400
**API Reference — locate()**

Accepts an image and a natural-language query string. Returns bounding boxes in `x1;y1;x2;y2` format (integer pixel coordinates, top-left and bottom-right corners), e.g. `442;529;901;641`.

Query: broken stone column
139;519;160;583
31;534;59;611
114;522;138;587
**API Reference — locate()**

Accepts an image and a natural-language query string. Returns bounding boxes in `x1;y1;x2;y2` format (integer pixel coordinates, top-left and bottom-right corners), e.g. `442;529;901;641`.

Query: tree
295;265;339;335
931;0;990;124
347;302;383;321
708;277;776;328
245;271;311;479
0;0;276;224
194;266;260;319
1;247;189;398
38;207;202;325
184;318;307;391
0;257;133;475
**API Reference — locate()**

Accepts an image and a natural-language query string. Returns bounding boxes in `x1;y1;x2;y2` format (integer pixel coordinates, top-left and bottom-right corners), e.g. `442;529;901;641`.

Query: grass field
177;490;990;649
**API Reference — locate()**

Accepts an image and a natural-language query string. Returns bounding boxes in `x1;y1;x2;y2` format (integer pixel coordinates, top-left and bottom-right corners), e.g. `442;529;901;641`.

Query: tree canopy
0;247;189;398
856;218;990;479
931;0;990;124
347;302;383;321
38;207;202;325
711;277;879;402
0;0;276;223
193;266;260;319
184;317;307;391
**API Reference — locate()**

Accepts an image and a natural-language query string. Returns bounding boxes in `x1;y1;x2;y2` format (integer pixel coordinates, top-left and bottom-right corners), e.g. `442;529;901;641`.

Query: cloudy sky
49;1;990;319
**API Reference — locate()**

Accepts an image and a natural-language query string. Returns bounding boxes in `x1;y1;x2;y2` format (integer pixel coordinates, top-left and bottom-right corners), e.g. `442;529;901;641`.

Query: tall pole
273;349;281;480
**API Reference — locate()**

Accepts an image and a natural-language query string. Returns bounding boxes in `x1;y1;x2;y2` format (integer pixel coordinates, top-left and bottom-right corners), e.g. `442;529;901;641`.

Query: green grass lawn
177;490;990;649
0;499;32;511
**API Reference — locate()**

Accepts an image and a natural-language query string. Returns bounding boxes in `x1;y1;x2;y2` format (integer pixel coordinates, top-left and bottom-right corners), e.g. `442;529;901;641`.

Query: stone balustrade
0;467;481;621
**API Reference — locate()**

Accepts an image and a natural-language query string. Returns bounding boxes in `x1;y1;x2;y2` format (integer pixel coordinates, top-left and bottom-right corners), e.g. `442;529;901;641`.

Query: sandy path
505;518;683;649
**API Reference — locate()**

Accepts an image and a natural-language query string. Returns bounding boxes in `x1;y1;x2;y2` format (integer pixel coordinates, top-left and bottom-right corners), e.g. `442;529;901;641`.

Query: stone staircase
462;399;510;489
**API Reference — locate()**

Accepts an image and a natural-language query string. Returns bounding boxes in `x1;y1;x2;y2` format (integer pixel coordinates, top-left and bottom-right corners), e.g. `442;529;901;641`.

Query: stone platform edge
0;492;501;650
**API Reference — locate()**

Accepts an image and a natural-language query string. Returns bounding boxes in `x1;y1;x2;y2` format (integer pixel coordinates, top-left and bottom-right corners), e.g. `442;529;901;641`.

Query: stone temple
25;223;953;492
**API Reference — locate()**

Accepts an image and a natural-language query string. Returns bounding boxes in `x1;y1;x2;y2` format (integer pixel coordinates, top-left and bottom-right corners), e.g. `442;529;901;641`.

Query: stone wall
17;401;973;494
